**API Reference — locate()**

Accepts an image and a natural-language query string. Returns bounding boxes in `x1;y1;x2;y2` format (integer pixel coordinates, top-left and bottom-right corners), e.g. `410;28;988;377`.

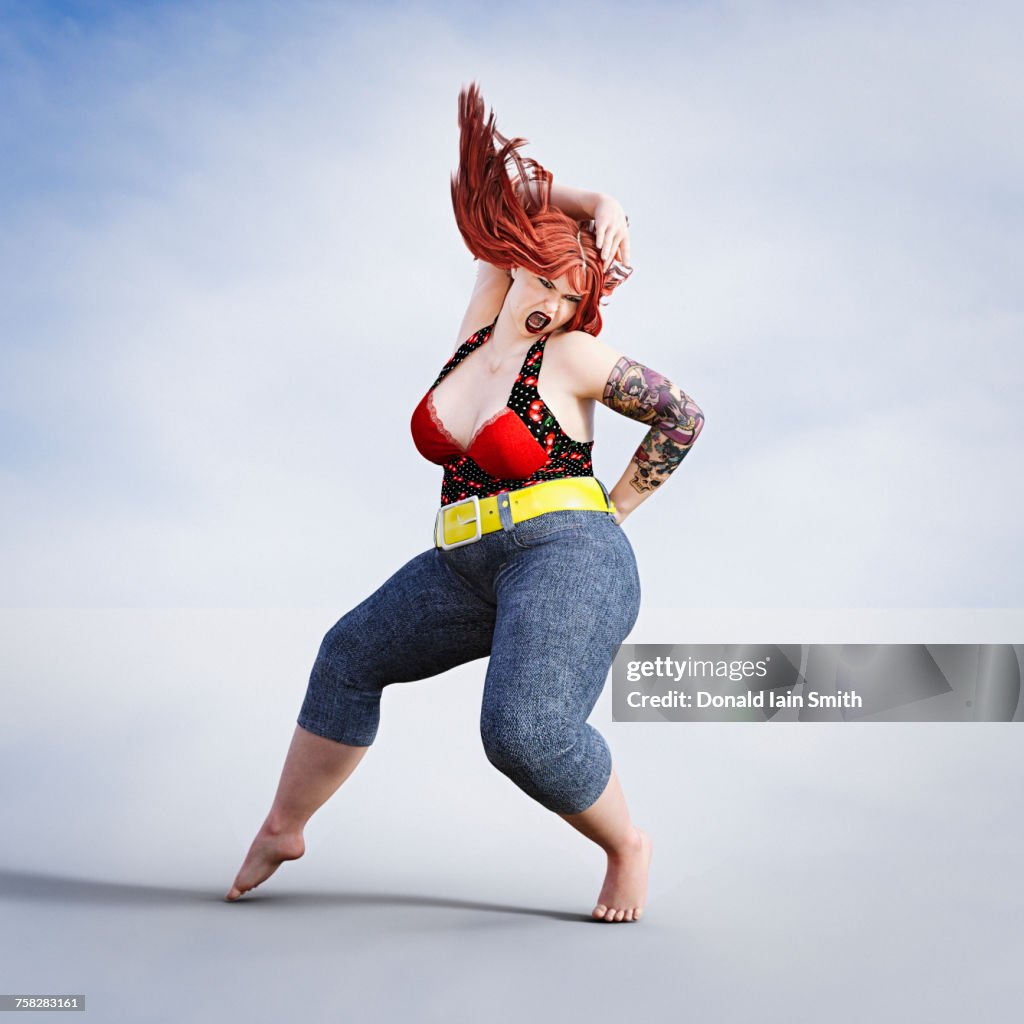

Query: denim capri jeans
298;507;641;815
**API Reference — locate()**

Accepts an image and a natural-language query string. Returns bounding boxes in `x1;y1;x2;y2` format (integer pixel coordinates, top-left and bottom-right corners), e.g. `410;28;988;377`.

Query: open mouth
526;311;551;333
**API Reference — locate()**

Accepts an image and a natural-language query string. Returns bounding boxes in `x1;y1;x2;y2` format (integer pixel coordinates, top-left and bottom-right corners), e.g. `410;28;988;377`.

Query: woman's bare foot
225;822;305;901
592;827;652;922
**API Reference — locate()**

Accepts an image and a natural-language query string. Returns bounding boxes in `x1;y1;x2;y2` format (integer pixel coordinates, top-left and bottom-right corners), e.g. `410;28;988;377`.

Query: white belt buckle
435;495;482;549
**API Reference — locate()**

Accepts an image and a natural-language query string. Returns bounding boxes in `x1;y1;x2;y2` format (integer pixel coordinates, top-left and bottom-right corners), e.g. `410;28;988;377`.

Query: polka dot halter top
410;321;595;506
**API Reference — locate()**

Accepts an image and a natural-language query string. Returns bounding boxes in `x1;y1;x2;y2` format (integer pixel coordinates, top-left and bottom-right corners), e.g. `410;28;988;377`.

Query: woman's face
506;267;583;337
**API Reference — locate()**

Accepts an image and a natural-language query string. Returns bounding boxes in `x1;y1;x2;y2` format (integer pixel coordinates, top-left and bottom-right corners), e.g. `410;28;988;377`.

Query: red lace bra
410;321;595;505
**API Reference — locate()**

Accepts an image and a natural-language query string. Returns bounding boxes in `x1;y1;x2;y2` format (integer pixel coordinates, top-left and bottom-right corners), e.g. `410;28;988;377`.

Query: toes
593;903;645;923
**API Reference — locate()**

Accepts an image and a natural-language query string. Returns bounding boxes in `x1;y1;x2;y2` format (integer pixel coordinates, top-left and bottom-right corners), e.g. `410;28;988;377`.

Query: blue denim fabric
298;508;641;815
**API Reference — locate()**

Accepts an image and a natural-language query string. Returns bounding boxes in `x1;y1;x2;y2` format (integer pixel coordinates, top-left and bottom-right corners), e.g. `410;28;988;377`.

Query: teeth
527;312;551;331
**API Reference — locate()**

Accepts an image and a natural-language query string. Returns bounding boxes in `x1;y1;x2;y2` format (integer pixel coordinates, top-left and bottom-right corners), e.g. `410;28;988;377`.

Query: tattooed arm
600;357;704;521
552;333;705;522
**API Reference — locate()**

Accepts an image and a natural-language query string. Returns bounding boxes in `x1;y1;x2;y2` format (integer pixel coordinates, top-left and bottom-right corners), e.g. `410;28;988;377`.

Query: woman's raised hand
592;193;631;271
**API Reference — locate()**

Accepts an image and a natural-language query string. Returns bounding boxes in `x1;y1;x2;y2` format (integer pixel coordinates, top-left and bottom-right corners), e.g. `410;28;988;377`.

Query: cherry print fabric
410;322;595;505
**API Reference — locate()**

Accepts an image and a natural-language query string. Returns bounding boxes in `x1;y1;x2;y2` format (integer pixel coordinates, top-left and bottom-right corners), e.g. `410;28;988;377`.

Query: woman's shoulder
545;330;623;400
547;329;621;367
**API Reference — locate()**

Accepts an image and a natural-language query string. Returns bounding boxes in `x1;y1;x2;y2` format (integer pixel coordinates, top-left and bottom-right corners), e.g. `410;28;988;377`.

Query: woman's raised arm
454;260;512;348
517;180;631;270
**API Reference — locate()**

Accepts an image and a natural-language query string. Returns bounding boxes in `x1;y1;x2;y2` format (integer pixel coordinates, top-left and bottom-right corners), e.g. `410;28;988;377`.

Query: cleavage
430;341;532;449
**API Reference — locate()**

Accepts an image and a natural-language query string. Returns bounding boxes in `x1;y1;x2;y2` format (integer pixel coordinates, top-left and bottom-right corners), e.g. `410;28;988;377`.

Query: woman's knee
311;611;385;694
480;702;558;767
479;707;588;781
480;713;611;813
299;622;383;745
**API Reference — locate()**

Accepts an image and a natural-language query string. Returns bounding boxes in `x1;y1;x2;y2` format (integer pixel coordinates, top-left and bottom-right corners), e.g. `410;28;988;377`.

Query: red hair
450;83;628;337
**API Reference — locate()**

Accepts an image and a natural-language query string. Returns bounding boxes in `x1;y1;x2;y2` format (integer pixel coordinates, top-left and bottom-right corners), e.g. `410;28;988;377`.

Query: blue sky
2;0;1022;607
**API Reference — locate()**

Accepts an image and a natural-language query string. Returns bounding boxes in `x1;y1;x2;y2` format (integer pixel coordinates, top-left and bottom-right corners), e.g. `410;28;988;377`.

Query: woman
226;85;704;923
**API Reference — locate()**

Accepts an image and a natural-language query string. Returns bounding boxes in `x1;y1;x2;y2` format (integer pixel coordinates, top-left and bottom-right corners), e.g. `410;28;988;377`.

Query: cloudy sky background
2;0;1022;608
2;8;1022;1009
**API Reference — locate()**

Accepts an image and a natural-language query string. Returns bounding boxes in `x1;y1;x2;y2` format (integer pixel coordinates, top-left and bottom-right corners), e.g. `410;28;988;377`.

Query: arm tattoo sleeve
602;357;705;494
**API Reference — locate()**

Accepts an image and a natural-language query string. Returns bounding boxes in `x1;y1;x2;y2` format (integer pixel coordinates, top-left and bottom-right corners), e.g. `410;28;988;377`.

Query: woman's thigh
300;546;498;745
312;546;497;690
482;513;641;749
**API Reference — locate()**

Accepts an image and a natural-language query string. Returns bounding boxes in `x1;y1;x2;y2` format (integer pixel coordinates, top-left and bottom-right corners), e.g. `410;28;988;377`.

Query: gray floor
2;610;1022;1023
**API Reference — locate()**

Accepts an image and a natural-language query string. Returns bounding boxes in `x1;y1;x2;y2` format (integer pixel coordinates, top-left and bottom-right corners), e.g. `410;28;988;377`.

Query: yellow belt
434;477;616;549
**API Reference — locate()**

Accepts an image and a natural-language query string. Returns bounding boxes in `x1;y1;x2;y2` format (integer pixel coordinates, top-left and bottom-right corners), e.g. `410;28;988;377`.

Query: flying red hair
450;83;628;337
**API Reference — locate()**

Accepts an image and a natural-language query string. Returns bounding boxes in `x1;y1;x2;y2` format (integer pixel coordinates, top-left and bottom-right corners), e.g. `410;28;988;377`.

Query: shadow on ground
0;867;584;921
